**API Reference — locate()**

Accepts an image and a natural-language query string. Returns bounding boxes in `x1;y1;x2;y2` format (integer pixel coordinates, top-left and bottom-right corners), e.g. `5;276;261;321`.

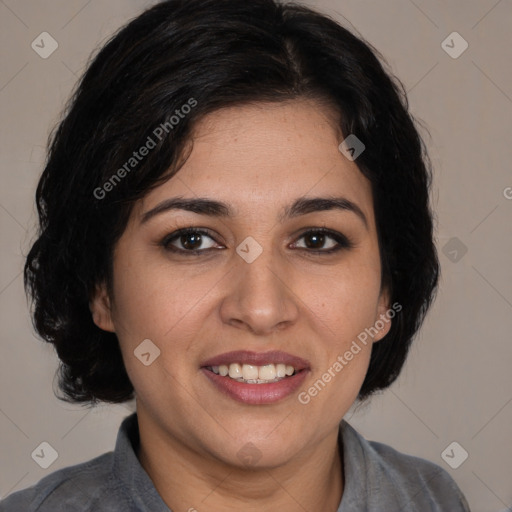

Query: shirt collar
113;412;384;511
337;419;403;510
113;413;171;511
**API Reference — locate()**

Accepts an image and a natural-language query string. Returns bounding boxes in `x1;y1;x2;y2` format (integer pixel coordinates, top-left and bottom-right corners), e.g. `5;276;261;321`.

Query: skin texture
91;99;391;512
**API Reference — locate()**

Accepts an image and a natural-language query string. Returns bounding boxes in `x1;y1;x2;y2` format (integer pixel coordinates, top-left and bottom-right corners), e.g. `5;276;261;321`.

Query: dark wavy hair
24;0;439;404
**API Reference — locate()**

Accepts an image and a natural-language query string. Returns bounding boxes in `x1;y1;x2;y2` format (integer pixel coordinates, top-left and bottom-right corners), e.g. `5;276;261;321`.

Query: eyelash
160;227;354;255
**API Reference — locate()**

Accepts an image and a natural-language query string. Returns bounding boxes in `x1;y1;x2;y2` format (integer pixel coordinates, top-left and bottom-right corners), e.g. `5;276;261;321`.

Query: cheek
111;256;214;339
299;259;382;344
109;259;213;403
297;269;380;414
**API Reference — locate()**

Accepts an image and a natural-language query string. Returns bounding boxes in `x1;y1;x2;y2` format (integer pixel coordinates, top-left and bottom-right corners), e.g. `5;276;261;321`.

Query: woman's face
92;99;390;468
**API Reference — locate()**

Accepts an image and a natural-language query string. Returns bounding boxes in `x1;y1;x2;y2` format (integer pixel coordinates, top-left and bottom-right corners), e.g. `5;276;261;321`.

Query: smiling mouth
204;363;299;384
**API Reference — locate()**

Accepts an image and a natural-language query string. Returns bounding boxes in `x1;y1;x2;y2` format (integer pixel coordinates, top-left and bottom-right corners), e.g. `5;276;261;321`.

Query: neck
136;414;344;512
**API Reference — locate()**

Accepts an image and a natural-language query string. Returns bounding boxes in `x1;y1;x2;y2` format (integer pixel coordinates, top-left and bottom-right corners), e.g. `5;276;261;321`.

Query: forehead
187;99;343;175
137;100;374;225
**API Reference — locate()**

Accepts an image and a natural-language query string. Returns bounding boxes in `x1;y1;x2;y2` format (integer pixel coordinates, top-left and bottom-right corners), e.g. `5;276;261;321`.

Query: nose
219;247;300;335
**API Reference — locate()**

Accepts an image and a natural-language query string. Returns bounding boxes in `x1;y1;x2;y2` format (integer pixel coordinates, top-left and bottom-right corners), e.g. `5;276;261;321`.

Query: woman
0;0;470;510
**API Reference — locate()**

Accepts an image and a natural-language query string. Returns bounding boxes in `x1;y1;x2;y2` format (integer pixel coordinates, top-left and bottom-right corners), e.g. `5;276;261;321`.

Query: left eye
292;229;351;252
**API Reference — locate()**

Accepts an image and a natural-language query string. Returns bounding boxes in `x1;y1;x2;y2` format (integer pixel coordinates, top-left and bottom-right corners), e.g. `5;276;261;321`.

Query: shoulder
341;421;471;511
368;439;470;509
0;451;129;512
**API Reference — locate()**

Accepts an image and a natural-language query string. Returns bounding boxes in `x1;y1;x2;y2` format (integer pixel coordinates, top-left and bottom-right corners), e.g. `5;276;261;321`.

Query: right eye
160;228;224;254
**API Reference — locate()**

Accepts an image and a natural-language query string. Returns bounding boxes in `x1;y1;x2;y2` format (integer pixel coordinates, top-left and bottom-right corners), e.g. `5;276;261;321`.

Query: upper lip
201;350;310;370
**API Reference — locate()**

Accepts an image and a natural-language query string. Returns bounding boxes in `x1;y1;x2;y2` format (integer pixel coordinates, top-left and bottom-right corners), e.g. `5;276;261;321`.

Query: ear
373;287;392;343
89;282;115;332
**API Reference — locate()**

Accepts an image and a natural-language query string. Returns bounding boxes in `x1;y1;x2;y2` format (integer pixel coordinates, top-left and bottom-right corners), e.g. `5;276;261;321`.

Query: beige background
1;1;511;511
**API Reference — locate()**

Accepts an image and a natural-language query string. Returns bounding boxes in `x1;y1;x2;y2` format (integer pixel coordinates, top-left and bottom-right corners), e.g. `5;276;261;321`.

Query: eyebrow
141;195;368;228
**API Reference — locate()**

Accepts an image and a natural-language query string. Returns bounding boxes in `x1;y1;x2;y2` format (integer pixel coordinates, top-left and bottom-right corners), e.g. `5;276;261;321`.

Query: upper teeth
211;363;296;382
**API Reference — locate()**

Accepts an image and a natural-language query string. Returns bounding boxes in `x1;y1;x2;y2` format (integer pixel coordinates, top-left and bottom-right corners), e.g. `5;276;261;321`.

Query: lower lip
201;368;309;405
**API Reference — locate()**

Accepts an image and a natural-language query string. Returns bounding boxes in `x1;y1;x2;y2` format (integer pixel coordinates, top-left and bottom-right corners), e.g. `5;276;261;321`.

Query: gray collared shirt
0;413;471;511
